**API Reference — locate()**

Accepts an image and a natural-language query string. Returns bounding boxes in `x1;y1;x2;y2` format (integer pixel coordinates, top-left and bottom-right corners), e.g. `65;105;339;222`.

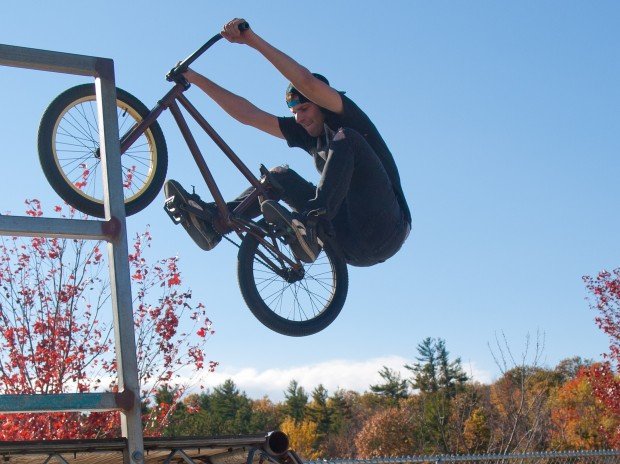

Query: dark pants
232;128;409;267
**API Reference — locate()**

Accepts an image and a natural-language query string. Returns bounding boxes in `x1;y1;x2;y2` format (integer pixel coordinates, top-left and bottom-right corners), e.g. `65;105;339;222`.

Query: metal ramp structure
0;44;297;464
0;43;145;463
0;432;294;464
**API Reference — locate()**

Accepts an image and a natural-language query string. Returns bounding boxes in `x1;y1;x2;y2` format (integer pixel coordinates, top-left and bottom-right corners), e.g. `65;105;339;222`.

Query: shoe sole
164;181;219;251
262;202;318;263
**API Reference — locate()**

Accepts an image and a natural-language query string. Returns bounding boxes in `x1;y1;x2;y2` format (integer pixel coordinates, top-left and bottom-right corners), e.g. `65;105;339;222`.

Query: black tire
37;84;168;218
237;228;348;336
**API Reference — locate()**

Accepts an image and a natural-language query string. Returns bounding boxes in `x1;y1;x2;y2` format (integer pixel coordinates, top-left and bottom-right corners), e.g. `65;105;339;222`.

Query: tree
553;356;594;383
354;399;420;458
406;338;468;395
406;338;440;393
550;364;619;450
305;384;333;453
322;389;357;458
369;366;408;404
584;268;620;426
280;416;320;460
462;407;491;454
0;200;215;439
404;338;469;453
486;331;559;453
283;380;308;424
248;396;283;433
167;379;258;436
209;379;253;434
446;382;490;454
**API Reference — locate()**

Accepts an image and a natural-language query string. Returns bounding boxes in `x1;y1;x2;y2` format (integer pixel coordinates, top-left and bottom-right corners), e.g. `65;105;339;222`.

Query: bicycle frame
117;33;301;271
120;83;266;227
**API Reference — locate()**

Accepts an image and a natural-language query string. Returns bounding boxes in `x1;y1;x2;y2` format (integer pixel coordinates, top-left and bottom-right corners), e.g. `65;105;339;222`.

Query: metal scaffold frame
0;44;144;464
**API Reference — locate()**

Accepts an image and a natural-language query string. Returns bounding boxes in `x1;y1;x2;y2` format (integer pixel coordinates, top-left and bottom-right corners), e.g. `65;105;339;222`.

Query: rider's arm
184;68;284;139
221;19;344;115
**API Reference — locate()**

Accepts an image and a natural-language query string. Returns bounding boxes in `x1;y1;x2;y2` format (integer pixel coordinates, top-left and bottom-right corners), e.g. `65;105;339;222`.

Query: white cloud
181;356;493;401
463;360;494;385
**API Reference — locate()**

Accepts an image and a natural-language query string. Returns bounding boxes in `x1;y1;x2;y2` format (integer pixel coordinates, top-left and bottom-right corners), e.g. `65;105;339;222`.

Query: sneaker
163;180;221;251
261;200;322;263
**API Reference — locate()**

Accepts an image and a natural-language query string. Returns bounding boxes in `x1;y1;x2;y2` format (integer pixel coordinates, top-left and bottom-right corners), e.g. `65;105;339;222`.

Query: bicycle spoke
87;100;98;136
121;164;150;183
124;152;155;167
81;101;99;140
72;102;99;143
56;129;97;149
291;283;310;321
60;115;97;148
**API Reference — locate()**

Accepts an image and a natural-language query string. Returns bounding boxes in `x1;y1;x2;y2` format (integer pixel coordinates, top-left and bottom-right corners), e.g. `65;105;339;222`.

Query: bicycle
37;23;348;337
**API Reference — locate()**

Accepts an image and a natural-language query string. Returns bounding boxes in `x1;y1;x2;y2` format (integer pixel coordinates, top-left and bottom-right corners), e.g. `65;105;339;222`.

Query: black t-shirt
277;93;411;225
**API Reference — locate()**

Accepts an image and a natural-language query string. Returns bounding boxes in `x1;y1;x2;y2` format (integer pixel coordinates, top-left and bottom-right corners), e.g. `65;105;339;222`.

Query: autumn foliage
354;400;419;458
584;269;620;368
0;200;215;440
583;268;620;446
550;365;619;449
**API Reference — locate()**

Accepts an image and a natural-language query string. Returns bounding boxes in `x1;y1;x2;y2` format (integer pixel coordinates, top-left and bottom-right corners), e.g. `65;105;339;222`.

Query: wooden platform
0;432;296;464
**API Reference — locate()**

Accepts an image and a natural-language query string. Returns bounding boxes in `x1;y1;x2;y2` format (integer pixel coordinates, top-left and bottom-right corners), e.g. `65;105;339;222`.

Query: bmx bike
37;23;348;337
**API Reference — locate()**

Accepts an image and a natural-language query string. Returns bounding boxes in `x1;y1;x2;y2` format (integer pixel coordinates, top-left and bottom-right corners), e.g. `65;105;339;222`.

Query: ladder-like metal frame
0;44;144;464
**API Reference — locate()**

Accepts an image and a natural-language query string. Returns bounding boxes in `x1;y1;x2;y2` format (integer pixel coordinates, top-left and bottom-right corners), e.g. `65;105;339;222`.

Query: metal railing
0;44;143;464
308;450;620;464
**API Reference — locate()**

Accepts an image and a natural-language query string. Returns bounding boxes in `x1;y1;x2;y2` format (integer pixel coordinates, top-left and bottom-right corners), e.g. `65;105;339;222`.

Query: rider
165;18;411;266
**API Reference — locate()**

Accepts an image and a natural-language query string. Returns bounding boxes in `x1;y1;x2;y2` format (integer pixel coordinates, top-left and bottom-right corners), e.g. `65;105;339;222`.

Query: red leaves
74;164;90;190
208;361;219;372
583;267;620;447
123;165;137;189
0;412;122;440
0;200;216;440
167;273;181;287
24;199;43;217
587;363;620;417
584;268;620;366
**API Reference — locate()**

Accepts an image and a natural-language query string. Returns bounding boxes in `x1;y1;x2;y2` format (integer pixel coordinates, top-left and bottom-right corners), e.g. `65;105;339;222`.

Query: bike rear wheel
237;227;348;337
38;84;168;218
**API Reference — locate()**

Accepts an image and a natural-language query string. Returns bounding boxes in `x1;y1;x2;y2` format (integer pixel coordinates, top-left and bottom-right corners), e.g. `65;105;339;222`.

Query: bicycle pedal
276;226;296;242
164;197;185;224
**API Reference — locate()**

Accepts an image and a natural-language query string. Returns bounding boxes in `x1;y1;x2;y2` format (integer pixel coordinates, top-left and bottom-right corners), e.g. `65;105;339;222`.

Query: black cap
285;73;330;108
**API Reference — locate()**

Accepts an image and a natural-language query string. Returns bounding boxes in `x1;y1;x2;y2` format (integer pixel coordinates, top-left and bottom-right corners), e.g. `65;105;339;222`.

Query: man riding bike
165;18;411;266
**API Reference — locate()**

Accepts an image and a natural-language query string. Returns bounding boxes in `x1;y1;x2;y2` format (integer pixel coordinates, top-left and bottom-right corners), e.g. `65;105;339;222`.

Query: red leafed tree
0;199;216;440
583;268;620;445
550;365;619;449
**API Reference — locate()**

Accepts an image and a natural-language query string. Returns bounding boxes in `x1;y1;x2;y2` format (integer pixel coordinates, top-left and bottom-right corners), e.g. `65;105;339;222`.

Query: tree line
151;337;619;459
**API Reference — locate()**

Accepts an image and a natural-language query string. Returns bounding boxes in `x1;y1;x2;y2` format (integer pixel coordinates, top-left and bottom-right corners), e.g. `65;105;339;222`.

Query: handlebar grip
238;21;250;31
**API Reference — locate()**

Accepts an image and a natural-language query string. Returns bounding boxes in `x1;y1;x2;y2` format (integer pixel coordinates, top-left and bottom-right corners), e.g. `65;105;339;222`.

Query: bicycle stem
166;22;250;82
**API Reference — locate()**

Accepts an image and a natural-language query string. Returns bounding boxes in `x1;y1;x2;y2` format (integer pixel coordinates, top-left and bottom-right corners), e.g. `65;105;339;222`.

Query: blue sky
1;1;619;400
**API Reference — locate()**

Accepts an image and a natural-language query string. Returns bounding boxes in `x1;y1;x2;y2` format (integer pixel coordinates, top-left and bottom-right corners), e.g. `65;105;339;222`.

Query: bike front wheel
38;84;168;218
237;228;348;337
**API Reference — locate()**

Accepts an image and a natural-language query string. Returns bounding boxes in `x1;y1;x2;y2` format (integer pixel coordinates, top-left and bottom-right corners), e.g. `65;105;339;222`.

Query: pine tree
208;379;252;434
404;338;469;453
307;384;332;441
284;380;309;424
370;366;409;404
406;338;468;396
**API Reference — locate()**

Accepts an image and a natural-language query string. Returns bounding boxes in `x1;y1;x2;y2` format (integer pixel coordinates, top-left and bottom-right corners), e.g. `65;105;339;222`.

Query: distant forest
153;337;618;459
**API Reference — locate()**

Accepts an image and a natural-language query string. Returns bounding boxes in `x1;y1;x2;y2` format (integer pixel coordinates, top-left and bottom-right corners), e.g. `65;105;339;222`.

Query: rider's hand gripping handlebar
166;21;250;84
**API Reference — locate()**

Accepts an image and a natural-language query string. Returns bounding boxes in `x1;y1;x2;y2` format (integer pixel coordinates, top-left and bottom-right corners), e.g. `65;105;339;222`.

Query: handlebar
166;21;250;83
